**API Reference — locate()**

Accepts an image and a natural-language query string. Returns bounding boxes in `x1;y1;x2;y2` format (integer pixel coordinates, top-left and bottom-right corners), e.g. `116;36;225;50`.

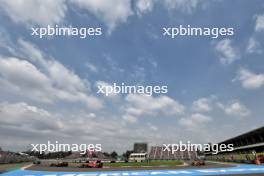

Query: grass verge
103;160;183;167
0;162;31;171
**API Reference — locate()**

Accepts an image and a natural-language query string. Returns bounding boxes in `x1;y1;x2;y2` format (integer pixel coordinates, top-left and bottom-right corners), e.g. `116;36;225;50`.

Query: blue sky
0;0;264;153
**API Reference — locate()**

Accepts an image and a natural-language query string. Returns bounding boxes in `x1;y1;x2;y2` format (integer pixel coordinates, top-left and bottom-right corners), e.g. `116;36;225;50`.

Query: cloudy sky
0;0;263;153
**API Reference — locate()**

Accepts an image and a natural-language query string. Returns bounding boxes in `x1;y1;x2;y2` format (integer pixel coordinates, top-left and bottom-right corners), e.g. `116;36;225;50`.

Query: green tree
122;150;133;160
110;151;118;159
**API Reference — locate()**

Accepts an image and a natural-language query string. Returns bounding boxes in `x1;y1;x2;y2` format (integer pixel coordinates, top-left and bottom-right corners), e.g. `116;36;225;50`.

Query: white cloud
147;123;158;131
18;39;92;94
136;0;210;16
179;113;212;129
0;102;63;131
71;0;133;34
0;57;54;103
17;38;45;64
0;101;114;148
85;62;98;73
217;100;250;117
131;66;146;83
163;0;204;14
0;100;167;152
0;0;67;26
136;0;154;16
122;114;138;123
246;37;262;54
255;14;264;32
214;39;239;65
105;54;125;73
0;0;216;35
70;0;209;34
192;97;212;112
235;68;264;89
0;0;214;34
0;28;17;55
0;39;103;109
122;94;185;123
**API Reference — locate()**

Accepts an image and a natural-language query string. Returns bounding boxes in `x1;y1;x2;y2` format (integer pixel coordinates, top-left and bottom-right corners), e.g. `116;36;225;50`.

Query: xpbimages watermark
30;141;102;154
31;25;102;38
163;25;234;39
163;141;234;154
97;83;168;96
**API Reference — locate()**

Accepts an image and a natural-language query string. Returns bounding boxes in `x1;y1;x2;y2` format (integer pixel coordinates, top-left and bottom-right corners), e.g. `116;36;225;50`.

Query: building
148;145;197;160
205;126;264;163
134;143;148;153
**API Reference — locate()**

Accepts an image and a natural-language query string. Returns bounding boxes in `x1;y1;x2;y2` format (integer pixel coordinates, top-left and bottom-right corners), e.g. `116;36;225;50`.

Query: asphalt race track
1;163;264;176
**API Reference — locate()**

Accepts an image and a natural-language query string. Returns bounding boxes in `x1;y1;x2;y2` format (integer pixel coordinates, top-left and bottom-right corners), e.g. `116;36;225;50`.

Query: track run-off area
1;163;264;176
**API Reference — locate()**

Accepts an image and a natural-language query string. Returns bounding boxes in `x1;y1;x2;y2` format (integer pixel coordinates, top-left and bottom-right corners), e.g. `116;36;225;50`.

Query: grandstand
66;151;112;161
0;151;33;164
148;146;197;160
205;126;264;163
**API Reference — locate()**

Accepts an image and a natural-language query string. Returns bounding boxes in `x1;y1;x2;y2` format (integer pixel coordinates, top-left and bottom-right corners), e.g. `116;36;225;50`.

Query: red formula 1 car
50;161;69;167
254;155;264;165
79;160;103;168
191;160;205;166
